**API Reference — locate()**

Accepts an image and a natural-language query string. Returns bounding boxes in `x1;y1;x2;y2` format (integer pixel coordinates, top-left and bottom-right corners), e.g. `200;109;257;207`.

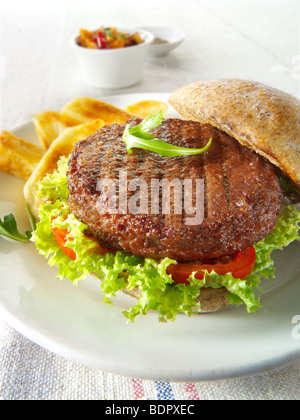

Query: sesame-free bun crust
123;286;229;313
91;272;229;314
169;79;300;188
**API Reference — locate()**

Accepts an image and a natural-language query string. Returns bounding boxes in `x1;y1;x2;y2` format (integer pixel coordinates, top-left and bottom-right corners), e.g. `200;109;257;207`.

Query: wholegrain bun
169;79;300;189
123;285;229;313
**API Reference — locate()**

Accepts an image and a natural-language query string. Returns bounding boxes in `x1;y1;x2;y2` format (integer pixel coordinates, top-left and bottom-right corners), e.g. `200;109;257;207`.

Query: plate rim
1;91;300;382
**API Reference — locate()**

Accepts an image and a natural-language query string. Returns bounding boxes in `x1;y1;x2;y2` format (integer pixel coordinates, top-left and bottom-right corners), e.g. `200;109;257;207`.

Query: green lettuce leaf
31;156;300;322
122;111;212;156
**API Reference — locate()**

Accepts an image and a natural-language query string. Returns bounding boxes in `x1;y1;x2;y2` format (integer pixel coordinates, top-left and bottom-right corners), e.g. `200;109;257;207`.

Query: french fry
34;111;69;149
34;98;166;151
125;100;168;119
0;131;44;180
60;96;135;126
24;119;104;218
0;95;167;217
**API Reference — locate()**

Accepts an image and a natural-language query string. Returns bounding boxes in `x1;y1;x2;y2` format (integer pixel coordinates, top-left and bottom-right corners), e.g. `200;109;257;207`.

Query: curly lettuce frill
31;157;300;322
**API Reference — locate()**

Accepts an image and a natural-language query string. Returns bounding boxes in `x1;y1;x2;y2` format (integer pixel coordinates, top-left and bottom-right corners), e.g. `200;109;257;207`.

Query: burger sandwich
23;79;300;322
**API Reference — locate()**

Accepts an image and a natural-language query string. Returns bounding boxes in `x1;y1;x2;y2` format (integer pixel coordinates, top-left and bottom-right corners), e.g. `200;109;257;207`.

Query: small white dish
142;26;185;57
71;28;154;89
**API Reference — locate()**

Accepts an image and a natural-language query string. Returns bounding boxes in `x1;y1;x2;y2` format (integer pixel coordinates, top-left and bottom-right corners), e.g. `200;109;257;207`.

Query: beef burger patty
67;118;282;262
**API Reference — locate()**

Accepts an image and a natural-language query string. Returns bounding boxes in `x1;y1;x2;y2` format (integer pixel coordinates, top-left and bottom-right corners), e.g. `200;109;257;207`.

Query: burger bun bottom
123;286;229;314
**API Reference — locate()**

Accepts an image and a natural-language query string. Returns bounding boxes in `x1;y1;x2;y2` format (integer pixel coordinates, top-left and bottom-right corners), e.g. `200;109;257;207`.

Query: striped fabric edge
131;379;200;400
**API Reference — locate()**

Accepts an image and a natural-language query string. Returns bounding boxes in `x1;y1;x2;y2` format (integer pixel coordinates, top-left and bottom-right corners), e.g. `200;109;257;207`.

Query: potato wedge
34;111;69;149
125;100;168;119
0;131;44;180
60;96;135;126
24;119;104;218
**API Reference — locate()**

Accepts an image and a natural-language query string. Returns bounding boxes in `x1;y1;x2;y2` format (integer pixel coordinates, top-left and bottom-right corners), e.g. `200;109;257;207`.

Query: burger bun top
169;79;300;189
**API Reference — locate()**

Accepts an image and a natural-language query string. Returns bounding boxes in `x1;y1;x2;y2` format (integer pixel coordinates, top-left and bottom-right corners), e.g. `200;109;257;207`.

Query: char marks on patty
67;118;282;261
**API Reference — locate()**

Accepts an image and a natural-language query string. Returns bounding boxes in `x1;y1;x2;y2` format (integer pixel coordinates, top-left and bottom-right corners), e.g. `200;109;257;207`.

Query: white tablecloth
0;321;299;400
0;0;299;400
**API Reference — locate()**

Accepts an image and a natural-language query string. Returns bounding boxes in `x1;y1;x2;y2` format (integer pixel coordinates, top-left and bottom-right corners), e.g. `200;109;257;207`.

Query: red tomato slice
51;216;256;281
95;30;109;49
51;224;114;261
166;247;256;285
51;226;77;261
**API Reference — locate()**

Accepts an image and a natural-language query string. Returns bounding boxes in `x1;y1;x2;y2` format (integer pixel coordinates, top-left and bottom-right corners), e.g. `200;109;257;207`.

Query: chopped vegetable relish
78;27;144;49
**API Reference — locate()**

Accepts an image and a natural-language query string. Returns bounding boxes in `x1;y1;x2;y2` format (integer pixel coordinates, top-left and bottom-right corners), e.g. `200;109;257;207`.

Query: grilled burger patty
67;118;283;261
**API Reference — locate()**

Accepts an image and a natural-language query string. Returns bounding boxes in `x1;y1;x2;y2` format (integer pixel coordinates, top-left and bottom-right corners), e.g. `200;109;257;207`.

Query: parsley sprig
122;111;212;157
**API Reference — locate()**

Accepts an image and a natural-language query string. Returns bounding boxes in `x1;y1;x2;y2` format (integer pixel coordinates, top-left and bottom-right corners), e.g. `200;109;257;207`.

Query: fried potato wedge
0;131;44;180
61;96;135;126
34;111;69;149
125;100;168;119
24;119;104;218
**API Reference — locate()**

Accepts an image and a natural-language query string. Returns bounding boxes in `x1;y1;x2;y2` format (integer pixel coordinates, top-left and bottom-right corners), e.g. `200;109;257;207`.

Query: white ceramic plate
0;93;300;382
